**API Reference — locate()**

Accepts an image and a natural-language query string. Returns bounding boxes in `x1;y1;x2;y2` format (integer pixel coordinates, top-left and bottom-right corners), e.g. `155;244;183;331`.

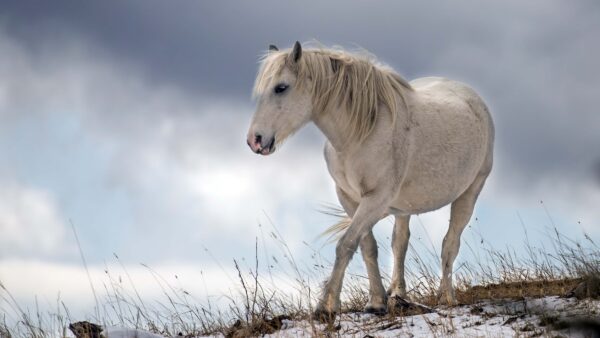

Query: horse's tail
322;216;352;239
319;204;352;240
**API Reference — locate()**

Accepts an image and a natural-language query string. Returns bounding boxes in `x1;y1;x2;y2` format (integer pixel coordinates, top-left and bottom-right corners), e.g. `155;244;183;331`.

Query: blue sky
0;0;599;321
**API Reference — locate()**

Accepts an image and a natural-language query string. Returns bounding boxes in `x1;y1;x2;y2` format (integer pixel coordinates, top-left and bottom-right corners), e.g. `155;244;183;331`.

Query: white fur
248;43;494;315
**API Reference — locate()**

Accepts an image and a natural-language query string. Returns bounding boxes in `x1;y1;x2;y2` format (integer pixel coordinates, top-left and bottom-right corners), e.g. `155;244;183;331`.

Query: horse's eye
274;84;289;94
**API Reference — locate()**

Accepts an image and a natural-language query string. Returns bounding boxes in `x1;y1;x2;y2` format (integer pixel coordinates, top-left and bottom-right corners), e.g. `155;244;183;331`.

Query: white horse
247;42;494;317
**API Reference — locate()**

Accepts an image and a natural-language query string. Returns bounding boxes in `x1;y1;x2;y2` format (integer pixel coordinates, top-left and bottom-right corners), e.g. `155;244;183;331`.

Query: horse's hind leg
438;172;489;305
388;215;410;298
336;188;387;313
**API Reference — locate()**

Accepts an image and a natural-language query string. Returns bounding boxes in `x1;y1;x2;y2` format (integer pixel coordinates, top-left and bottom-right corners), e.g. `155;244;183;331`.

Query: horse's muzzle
247;133;275;155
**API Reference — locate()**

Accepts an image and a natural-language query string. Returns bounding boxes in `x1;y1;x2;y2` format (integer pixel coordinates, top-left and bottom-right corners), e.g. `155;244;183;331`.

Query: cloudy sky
1;0;599;322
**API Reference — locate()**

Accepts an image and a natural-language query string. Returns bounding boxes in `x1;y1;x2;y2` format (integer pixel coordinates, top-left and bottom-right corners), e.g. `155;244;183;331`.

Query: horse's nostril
255;134;262;145
266;137;275;150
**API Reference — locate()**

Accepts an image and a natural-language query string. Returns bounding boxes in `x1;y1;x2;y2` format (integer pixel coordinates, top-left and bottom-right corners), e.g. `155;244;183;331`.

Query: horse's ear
289;41;302;63
269;44;279;52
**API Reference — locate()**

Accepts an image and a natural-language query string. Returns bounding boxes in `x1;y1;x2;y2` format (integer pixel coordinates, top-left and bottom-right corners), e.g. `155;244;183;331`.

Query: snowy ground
82;296;600;337
214;296;600;338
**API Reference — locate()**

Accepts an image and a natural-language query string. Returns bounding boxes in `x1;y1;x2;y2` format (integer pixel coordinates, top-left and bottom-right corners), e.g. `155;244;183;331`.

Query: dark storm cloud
2;0;599;190
594;160;600;186
4;1;591;95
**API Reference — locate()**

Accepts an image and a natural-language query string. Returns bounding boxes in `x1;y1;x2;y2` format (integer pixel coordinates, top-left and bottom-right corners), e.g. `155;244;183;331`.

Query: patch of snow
103;327;166;338
256;296;600;337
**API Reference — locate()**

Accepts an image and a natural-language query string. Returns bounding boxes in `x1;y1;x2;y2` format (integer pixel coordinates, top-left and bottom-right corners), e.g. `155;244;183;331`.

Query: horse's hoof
312;308;337;323
436;295;459;306
438;296;459;306
364;304;387;315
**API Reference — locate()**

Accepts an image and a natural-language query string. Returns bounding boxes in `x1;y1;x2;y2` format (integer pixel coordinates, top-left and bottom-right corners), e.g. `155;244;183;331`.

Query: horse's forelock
252;52;288;98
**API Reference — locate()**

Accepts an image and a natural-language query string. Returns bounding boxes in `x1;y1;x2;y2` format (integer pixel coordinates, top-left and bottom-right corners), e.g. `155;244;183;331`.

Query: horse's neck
312;107;353;152
313;102;410;152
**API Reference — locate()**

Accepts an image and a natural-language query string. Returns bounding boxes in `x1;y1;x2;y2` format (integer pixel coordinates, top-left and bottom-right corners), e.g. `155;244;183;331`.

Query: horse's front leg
315;194;389;319
336;187;387;314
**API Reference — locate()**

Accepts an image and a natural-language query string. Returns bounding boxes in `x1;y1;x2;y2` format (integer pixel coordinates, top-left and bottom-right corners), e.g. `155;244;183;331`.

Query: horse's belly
390;145;486;214
390;177;466;214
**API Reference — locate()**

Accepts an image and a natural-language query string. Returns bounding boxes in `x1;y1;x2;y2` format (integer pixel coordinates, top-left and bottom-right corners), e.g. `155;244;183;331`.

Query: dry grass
1;213;599;337
455;278;582;305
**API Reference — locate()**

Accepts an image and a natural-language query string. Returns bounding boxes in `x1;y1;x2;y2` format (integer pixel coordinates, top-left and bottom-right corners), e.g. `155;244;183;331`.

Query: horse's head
247;42;312;155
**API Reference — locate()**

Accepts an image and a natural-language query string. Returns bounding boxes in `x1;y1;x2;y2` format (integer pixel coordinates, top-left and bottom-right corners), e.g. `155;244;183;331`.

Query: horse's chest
336;169;362;200
324;147;363;202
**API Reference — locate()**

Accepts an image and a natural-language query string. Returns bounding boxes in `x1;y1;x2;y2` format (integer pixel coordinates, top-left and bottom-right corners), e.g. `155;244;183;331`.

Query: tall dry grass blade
69;219;100;321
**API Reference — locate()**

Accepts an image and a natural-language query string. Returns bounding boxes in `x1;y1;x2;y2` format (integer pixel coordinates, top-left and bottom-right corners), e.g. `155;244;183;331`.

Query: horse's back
410;77;493;127
409;76;494;152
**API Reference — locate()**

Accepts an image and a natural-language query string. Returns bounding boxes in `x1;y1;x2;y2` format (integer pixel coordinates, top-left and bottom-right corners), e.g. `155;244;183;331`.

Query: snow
250;296;600;337
103;327;166;338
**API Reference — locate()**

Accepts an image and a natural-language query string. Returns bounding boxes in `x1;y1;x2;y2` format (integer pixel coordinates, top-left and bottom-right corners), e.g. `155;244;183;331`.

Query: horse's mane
253;45;413;143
